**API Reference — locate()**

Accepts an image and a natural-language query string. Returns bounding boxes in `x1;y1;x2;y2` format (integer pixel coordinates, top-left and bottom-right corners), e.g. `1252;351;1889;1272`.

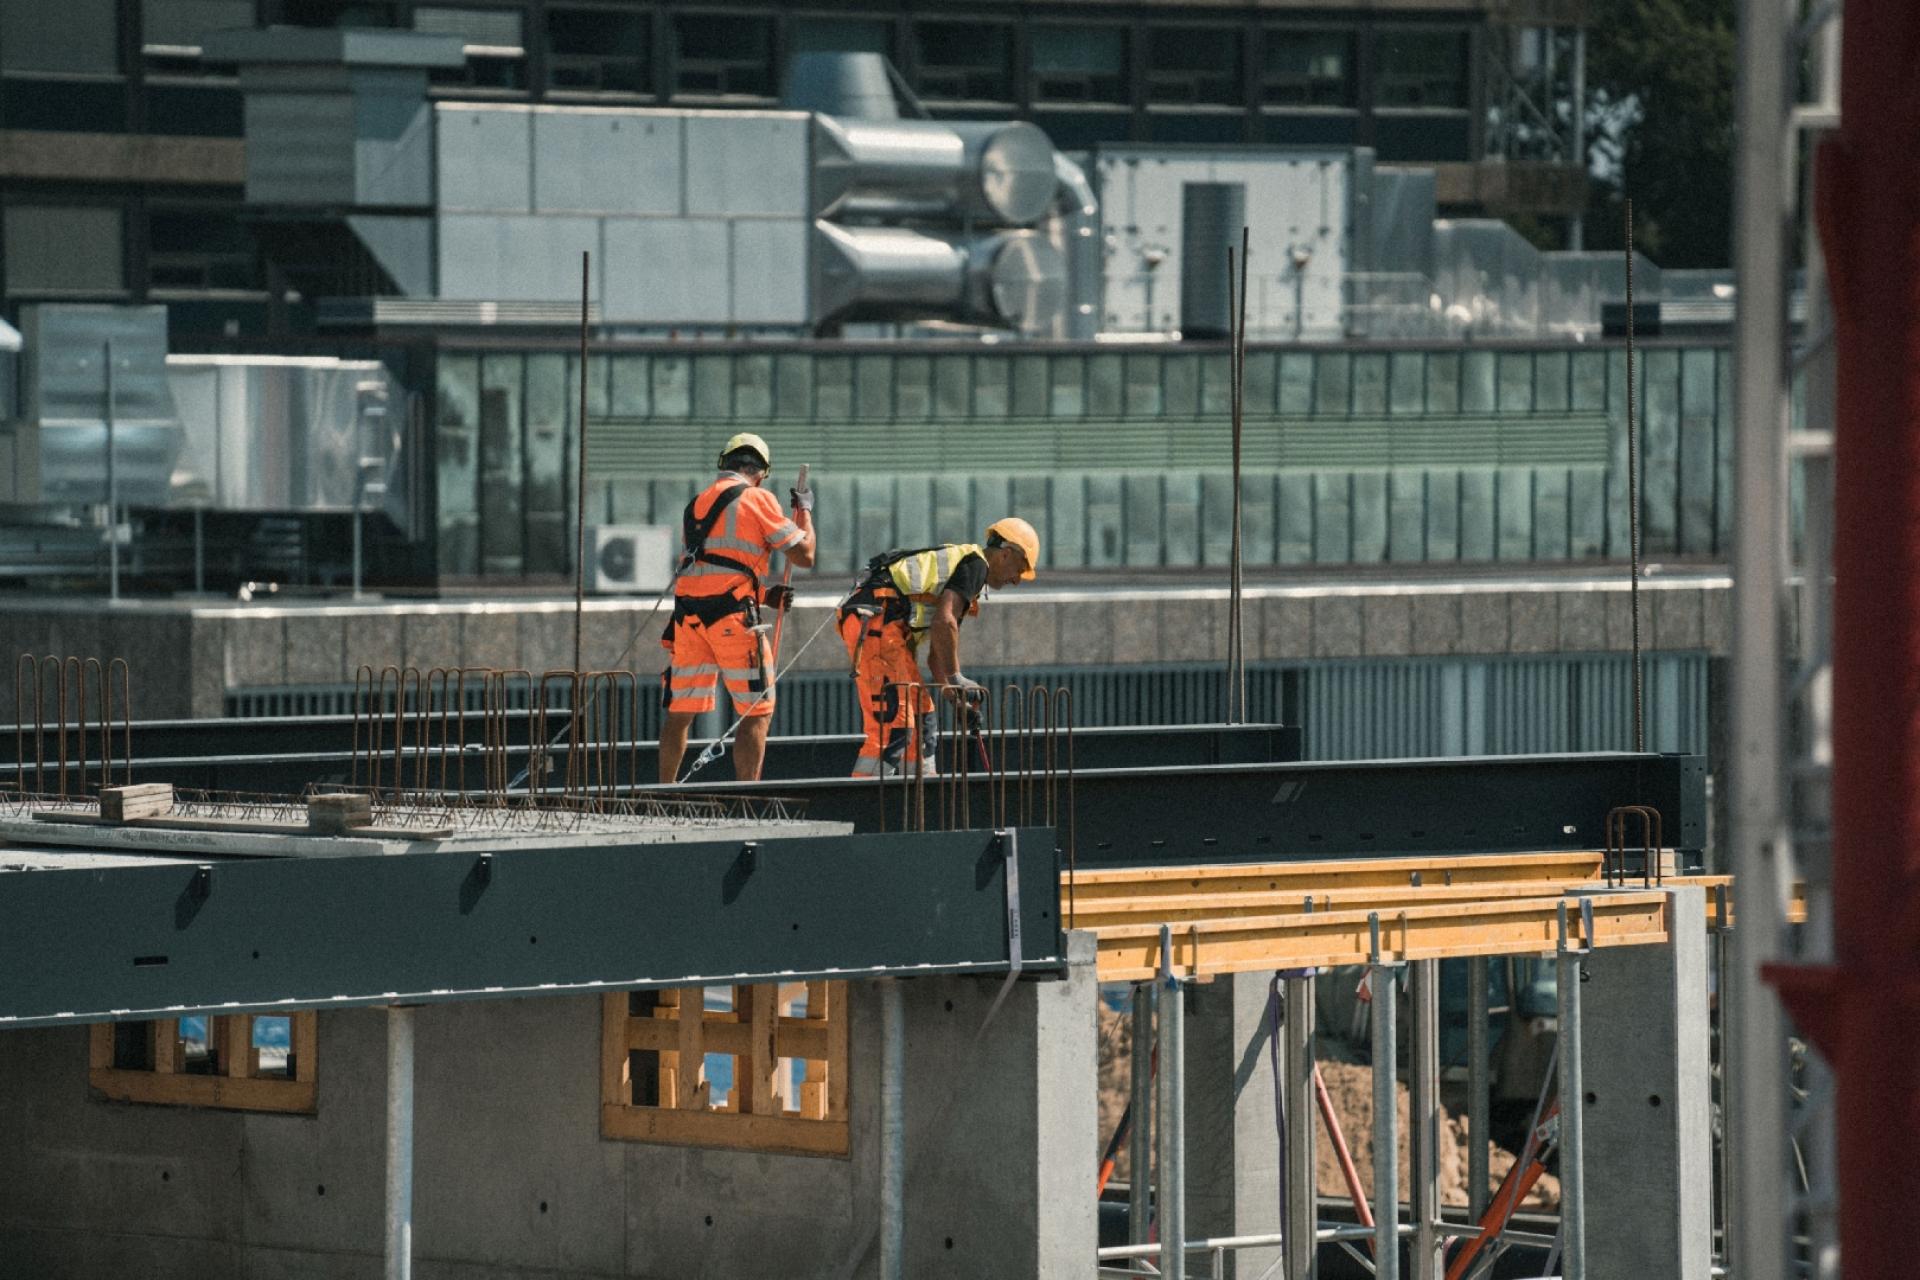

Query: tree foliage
1580;0;1738;268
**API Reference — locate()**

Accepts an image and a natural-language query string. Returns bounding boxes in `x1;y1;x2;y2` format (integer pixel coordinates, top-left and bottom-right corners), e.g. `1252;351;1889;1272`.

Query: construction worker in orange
658;433;815;783
836;518;1039;778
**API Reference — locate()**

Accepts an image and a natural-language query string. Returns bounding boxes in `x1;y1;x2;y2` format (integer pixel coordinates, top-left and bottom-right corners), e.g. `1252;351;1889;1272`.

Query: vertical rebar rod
1129;982;1154;1246
1467;954;1491;1222
1284;972;1317;1280
1409;959;1441;1280
879;978;906;1280
1568;29;1586;252
104;339;118;602
1157;926;1186;1280
575;250;590;677
1369;952;1399;1280
1626;200;1643;752
1557;912;1587;1280
385;1005;415;1280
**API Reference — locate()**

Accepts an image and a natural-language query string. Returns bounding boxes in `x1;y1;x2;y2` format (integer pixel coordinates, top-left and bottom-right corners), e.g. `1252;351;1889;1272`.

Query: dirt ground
1097;1004;1558;1211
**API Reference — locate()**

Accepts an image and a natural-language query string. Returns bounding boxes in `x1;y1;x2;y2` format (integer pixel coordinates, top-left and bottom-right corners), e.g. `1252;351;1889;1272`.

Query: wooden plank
1070;879;1615;927
656;989;681;1109
676;990;707;1111
88;1023;114;1071
600;1103;849;1158
90;1068;316;1115
100;783;173;821
749;985;778;1118
627;1013;830;1061
292;1012;318;1085
219;1015;253;1080
826;981;849;1123
151;1019;178;1075
1093;891;1673;981
801;980;829;1121
601;994;629;1110
1066;850;1609;900
306;793;372;834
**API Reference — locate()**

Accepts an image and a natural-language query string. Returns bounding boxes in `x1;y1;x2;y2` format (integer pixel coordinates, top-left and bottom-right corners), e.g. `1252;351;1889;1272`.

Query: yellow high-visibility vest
885;542;984;633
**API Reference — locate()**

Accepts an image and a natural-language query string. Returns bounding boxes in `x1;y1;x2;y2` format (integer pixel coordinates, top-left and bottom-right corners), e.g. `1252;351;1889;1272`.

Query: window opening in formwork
601;982;849;1157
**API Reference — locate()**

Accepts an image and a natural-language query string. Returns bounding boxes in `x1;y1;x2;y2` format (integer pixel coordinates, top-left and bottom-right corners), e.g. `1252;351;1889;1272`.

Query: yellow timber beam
1093;891;1673;982
1069;851;1606;902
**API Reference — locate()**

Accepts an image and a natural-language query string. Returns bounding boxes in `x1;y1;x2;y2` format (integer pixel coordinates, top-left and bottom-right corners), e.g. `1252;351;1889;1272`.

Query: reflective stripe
720;667;762;683
768;521;805;549
704;534;766;556
669;663;721;677
680;562;751;579
850;756;884;777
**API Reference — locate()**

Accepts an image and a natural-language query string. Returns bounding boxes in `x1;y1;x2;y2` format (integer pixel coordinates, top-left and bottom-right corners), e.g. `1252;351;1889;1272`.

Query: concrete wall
0;574;1730;719
0;941;1098;1279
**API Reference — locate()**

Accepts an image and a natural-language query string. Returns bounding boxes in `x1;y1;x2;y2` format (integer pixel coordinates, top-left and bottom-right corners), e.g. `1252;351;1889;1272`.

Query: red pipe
1801;3;1920;1274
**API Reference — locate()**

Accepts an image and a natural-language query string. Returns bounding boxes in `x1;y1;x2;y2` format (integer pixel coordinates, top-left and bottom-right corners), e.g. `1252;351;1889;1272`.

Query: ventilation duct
1179;182;1247;340
811;223;1065;329
812;115;1058;226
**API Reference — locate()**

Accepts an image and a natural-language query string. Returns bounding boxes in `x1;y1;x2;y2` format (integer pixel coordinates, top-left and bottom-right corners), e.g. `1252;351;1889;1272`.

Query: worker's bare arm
927;589;966;686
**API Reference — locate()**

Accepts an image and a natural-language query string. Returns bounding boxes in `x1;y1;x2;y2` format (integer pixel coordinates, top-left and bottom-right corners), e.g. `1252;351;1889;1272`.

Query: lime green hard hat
719;431;771;469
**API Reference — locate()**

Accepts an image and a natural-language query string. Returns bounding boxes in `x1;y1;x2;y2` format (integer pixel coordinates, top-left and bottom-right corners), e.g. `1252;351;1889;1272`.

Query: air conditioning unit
589;524;674;594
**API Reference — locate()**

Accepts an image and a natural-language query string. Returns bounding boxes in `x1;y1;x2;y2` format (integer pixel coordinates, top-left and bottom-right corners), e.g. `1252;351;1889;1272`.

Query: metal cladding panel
0;827;1062;1026
730;219;811;325
437;214;600;302
18;304;181;506
685;112;811;218
346;214;433;296
1179;182;1246;339
532;110;682;215
1094;147;1351;339
353;83;433;206
436;105;532;213
244;91;357;203
602;218;729;323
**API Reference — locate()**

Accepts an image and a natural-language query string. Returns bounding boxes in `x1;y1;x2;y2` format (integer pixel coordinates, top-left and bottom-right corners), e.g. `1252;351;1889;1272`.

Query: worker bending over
836;518;1039;777
659;433;815;782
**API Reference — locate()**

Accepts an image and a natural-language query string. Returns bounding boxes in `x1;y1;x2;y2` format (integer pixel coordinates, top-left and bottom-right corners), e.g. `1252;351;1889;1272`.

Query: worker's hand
943;673;984;704
763;584;795;612
789;486;814;513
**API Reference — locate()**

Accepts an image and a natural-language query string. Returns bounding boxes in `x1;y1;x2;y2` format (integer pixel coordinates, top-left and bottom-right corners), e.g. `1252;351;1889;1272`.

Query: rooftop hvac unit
590;524;674;594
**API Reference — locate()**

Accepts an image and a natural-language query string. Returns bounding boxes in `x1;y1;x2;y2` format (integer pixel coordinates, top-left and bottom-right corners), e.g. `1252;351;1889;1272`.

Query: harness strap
681;479;761;595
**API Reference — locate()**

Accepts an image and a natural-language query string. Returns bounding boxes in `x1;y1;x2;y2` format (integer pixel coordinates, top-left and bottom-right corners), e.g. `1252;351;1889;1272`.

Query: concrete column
893;929;1099;1278
385;1005;415;1280
1182;970;1283;1278
1581;886;1713;1279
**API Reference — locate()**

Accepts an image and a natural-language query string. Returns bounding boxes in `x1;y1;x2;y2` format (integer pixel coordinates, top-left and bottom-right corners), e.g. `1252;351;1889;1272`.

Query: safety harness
671;478;762;626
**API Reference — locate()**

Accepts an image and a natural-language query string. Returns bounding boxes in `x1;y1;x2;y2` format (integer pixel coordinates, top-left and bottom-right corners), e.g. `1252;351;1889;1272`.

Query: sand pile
1096;1006;1557;1211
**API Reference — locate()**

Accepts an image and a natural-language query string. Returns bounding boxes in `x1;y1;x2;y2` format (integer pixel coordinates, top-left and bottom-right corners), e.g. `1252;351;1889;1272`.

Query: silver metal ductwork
0;305;183;508
166;356;411;531
811;223;1065;330
812;116;1059;226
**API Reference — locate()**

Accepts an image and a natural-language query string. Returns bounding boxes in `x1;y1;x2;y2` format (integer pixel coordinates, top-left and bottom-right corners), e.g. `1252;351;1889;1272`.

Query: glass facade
435;342;1735;581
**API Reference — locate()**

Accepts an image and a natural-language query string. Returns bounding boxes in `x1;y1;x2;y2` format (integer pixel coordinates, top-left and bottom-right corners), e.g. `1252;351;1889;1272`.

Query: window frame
1260;25;1358;110
601;982;850;1158
1027;22;1129;108
669;9;777;102
543;2;653;97
1372;24;1473;111
89;1012;318;1114
1141;23;1245;109
909;18;1015;106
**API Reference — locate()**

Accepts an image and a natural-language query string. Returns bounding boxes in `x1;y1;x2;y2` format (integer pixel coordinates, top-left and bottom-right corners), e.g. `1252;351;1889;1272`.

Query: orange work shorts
662;611;773;718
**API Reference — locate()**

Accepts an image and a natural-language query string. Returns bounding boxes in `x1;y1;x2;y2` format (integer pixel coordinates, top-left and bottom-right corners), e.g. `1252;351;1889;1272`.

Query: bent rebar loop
105;657;132;790
422;668;454;794
594;669;640;805
498;669;535;804
1055;685;1077;928
392;666;424;803
13;653;38;795
38;656;67;799
1027;685;1059;830
451;666;495;800
994;683;1027;834
532;669;581;805
78;658;105;795
1603;804;1665;888
352;664;377;791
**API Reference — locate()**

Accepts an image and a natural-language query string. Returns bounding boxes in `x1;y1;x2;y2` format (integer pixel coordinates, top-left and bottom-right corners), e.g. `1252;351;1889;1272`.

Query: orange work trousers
837;610;934;777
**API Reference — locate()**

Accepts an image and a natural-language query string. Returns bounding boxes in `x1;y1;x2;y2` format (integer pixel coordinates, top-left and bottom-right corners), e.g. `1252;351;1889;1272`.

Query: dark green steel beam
0;826;1061;1028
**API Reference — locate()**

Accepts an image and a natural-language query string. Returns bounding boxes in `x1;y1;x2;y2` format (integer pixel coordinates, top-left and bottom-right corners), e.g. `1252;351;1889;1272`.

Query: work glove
789;486;814;513
763;584;796;612
945;673;984;704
